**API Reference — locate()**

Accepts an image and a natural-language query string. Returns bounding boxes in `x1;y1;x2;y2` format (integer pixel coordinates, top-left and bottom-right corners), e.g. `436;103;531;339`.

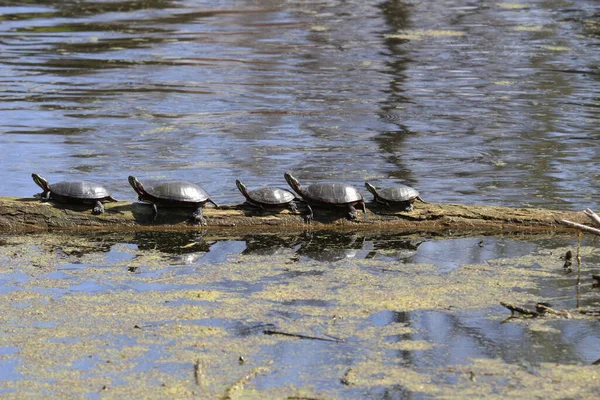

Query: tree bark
0;196;588;234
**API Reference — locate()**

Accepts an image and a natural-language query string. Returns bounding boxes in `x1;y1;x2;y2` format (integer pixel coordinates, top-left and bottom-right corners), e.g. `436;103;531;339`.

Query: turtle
236;180;298;212
364;182;426;211
31;173;117;214
128;176;218;225
284;172;366;221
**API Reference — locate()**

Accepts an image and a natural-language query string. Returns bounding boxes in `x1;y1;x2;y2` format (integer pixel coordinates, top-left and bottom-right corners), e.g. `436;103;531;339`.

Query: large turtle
128;176;218;225
284;172;366;221
32;173;117;214
365;182;426;211
236;180;298;212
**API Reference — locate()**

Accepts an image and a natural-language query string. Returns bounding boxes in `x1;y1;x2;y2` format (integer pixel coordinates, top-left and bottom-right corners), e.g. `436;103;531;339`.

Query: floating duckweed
385;29;465;40
383;340;436;351
514;25;546;32
494;80;516;85
0;233;598;397
542;45;571;52
497;2;528;9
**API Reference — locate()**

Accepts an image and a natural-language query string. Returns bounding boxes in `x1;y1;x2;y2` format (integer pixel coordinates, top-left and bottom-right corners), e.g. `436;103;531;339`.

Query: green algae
0;233;599;398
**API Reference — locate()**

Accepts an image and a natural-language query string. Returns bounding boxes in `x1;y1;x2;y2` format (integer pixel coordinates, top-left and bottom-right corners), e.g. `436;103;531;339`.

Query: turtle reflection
365;236;422;262
133;231;211;255
297;232;422;263
296;231;366;262
241;234;301;256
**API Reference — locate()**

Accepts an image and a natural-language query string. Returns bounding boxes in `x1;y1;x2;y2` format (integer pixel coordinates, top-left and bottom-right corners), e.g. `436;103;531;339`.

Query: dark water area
1;0;599;208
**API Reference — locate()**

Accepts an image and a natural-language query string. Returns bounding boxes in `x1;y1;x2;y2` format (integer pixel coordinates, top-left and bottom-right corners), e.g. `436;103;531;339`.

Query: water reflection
2;0;599;210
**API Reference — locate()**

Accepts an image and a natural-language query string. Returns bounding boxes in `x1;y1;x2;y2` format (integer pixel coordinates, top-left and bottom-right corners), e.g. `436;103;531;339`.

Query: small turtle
128;176;218;225
365;182;426;211
284;172;366;221
31;173;117;214
236;180;298;212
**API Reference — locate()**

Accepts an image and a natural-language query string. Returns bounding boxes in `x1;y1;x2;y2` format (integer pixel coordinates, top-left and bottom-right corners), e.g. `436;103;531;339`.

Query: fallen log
0;196;589;233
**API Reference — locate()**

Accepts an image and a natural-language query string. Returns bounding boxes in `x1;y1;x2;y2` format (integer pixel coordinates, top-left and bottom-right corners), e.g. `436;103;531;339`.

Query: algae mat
0;232;599;398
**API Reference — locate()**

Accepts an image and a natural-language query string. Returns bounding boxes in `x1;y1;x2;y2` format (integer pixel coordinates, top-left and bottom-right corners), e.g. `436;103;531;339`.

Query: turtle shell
247;187;296;206
144;181;210;204
375;185;420;203
304;183;363;205
50;181;112;200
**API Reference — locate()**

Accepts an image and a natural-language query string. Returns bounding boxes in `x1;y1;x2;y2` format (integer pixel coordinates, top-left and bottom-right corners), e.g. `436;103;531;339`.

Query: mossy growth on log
0;196;587;234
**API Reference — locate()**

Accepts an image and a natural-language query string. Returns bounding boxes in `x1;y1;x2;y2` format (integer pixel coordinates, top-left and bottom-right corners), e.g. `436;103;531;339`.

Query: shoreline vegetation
0;196;590;234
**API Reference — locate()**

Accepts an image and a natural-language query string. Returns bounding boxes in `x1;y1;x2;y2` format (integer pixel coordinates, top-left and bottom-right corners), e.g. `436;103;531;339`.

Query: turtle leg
92;200;104;215
191;206;207;226
403;202;414;212
38;191;51;202
289;201;298;213
151;203;158;221
304;204;314;223
360;200;368;221
347;204;358;220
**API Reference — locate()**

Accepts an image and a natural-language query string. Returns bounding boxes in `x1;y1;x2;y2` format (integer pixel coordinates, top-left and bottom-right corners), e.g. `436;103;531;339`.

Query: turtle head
235;179;248;196
31;173;51;192
128;176;146;199
284;172;302;195
365;182;377;196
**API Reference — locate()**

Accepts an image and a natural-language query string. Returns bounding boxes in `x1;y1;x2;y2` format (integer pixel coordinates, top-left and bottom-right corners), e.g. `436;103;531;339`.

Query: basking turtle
365;182;426;211
128;176;218;225
236;180;298;212
31;173;117;214
284;172;366;221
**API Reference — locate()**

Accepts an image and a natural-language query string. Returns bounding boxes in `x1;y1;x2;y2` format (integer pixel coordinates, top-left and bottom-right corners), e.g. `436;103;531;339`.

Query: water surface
1;0;599;208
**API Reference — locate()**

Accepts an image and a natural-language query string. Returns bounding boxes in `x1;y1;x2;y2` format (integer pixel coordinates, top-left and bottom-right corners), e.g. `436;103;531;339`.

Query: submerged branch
0;196;589;234
223;360;273;400
263;329;344;343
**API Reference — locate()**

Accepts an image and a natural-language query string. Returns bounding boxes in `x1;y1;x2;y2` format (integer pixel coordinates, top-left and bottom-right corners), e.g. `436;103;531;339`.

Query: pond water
1;0;599;208
1;231;600;397
1;0;600;397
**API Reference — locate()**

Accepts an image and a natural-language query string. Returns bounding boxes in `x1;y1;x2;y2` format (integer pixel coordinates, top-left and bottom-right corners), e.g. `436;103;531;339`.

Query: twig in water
577;231;582;272
263;329;345;343
536;303;572;319
223;360;273;400
500;302;539;317
194;359;206;389
340;367;356;386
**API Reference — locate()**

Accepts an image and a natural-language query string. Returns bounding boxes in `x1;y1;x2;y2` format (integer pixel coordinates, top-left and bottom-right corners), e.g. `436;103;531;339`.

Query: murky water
1;0;599;208
1;0;600;397
1;232;599;397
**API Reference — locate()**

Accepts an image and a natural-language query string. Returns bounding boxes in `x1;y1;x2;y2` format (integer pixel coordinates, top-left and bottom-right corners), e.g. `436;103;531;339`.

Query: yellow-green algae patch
497;2;528;9
343;358;599;398
385;29;465;40
0;233;598;398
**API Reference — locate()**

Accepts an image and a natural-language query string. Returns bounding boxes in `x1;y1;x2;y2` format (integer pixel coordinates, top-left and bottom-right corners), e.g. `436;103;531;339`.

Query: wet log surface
0;196;589;235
